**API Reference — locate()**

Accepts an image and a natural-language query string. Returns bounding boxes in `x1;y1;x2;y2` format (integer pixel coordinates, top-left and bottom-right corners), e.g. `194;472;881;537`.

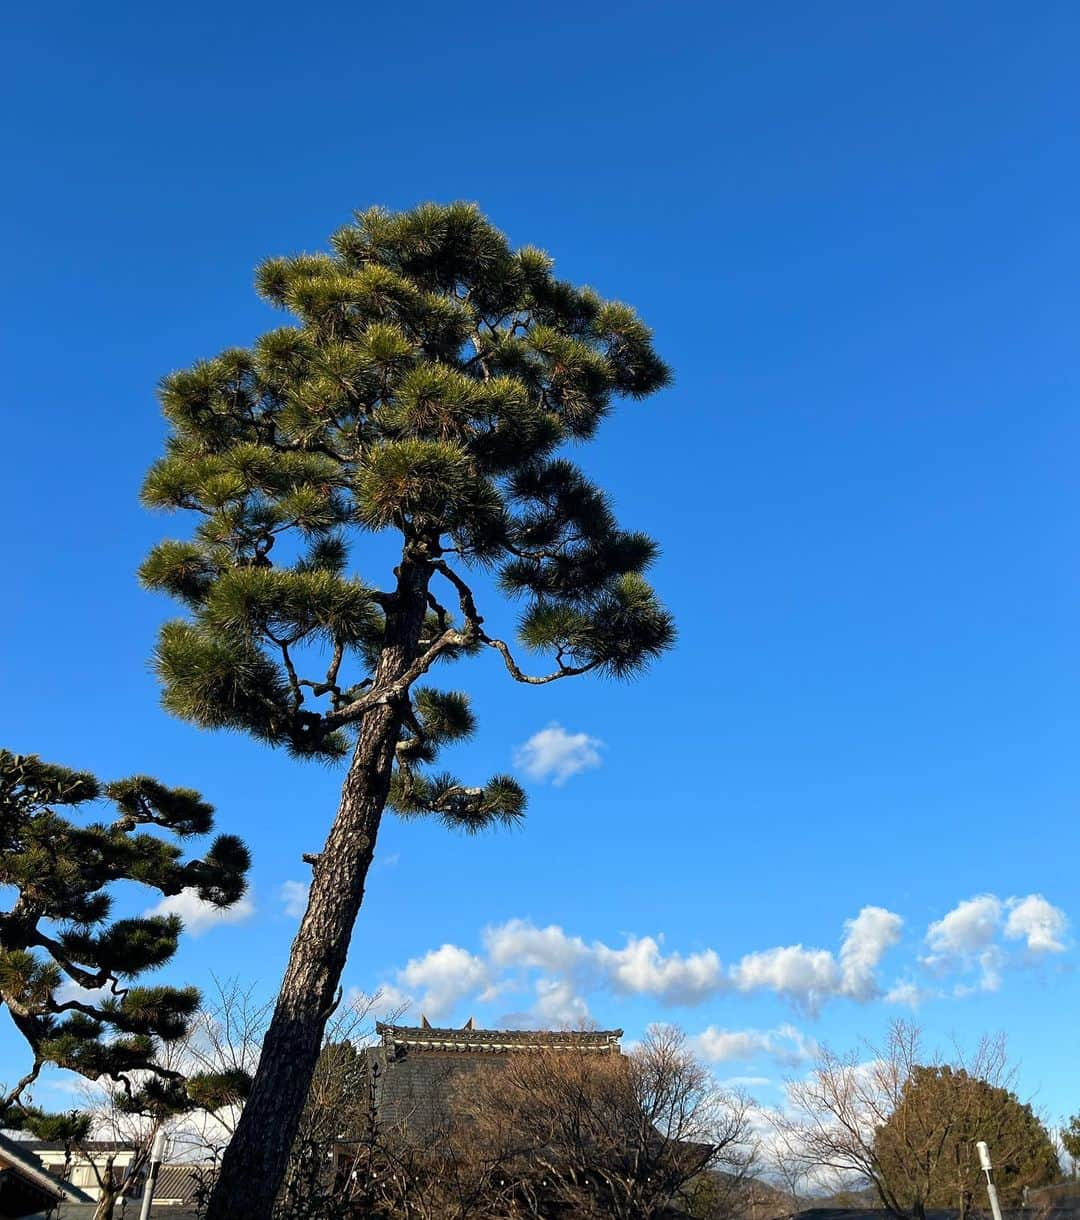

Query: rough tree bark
205;555;431;1220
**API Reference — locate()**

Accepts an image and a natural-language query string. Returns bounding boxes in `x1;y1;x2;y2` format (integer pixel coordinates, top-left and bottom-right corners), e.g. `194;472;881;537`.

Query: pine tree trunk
205;555;431;1220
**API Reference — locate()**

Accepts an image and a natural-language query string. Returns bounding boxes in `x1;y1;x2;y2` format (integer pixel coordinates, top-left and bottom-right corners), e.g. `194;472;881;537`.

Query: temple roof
376;1022;623;1054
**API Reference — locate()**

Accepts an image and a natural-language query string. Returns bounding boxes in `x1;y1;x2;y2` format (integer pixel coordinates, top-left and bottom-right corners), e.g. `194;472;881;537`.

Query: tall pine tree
140;202;675;1219
0;750;251;1128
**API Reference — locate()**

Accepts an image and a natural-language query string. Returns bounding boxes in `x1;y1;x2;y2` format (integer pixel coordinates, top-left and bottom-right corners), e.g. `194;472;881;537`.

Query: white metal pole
977;1140;1005;1220
138;1129;169;1220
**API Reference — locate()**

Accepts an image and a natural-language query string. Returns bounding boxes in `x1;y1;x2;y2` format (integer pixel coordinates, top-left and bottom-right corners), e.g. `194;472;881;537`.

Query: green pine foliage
874;1065;1060;1210
0;749;251;1120
141;202;675;827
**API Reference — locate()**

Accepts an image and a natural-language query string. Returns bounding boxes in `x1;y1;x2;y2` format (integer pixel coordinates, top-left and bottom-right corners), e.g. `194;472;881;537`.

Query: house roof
376;1022;623;1054
154;1163;204;1203
369;1022;624;1137
0;1131;94;1205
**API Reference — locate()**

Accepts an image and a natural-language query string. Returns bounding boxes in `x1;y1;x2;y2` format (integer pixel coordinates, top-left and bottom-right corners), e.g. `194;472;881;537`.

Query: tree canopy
781;1022;1059;1220
140;200;674;815
0;749;250;1123
873;1064;1059;1215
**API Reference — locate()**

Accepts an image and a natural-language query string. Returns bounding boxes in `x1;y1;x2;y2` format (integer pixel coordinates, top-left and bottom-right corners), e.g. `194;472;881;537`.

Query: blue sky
3;1;1079;1128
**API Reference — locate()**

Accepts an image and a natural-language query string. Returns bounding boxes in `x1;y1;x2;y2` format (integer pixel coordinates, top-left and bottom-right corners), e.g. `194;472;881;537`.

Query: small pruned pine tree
0;750;251;1141
138;201;675;1220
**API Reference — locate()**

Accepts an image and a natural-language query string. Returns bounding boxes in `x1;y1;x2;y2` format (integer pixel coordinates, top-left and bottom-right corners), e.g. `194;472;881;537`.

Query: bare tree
763;1120;813;1210
71;1080;169;1220
167;977;274;1164
775;1021;920;1216
77;979;386;1219
444;1025;757;1220
353;1093;515;1220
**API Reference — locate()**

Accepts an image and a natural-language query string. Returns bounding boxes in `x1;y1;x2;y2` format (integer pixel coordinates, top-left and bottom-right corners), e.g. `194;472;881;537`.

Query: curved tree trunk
92;1155;119;1220
205;556;430;1220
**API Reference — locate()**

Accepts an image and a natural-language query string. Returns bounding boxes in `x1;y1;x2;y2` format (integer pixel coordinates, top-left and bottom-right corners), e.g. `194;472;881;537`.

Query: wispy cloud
884;979;933;1008
513;723;603;786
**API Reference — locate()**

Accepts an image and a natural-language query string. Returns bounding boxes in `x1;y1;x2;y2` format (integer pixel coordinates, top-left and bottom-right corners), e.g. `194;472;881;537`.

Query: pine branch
432;559;596;684
483;635;596;685
319;622;473;730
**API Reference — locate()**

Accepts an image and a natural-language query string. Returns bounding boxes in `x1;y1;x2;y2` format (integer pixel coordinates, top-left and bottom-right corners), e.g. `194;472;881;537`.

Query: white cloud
976;946;1003;992
595;936;724;1005
839;907;904;1000
280;880;309;919
368;983;416;1021
729;905;902;1013
513;723;603;785
145;887;254;936
1004;894;1068;954
377;907;902;1024
695;1028;773;1063
485;919;590;974
730;945;840;1013
398;943;492;1021
366;892;1069;1030
884;980;932;1008
925;895;1002;958
55;980;112;1008
692;1022;816;1066
921;892;1067;992
485;920;723;1006
532;978;591;1028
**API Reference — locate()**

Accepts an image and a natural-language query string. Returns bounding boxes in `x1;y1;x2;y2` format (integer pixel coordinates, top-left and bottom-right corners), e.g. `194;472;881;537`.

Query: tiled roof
376;1023;623;1053
154;1163;203;1202
0;1131;94;1204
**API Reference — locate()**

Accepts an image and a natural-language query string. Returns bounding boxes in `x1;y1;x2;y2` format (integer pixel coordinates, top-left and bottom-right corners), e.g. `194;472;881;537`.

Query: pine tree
139;201;675;1219
874;1065;1060;1218
0;750;251;1136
